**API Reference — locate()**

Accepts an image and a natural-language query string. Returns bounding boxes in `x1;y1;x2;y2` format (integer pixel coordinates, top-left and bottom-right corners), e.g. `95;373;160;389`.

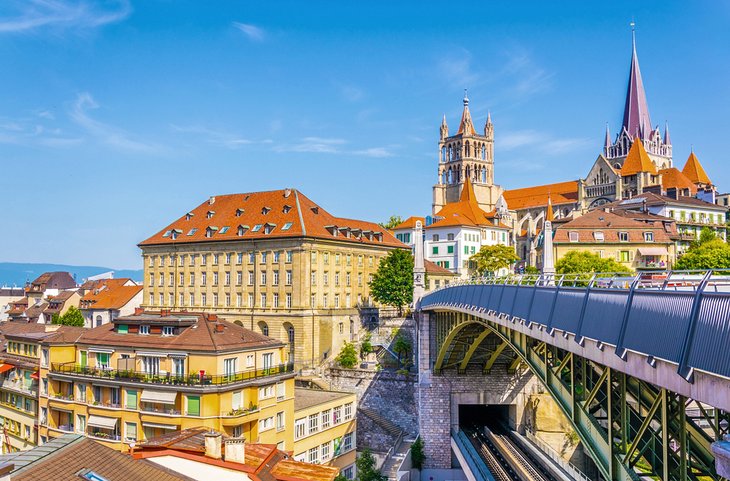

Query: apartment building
38;310;297;451
138;188;406;369
292;388;357;479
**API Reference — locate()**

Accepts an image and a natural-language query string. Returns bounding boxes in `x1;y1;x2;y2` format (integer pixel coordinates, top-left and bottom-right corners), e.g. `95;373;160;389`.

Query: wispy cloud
70;92;165;153
232;22;265;42
171;124;254;150
438;48;480;87
274;137;394;158
0;0;131;33
337;84;364;102
0;114;80;146
500;48;554;98
500;129;589;154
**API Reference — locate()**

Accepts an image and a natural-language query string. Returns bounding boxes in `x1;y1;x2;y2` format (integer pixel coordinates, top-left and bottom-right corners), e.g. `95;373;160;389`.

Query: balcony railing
1;379;38;396
140;403;181;416
50;362;295;387
88;431;121;441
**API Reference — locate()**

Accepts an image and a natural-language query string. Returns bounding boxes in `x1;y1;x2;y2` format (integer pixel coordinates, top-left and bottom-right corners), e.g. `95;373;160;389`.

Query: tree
676;239;730;270
691;226;718;249
470;244;519;276
392;334;411;365
369;249;413;315
379;215;403;230
359;334;373;361
336;342;358;369
555;251;631;274
334;475;348;481
356;449;386;481
410;437;426;471
54;306;85;327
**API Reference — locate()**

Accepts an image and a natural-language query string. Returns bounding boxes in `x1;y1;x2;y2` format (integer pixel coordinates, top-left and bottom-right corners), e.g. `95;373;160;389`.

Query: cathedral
403;28;723;271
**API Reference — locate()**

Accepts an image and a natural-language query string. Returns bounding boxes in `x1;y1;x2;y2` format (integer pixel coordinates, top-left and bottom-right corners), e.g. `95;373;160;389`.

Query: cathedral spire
440;114;449;140
604;123;611;155
663;121;671;145
622;22;653;140
457;89;476;136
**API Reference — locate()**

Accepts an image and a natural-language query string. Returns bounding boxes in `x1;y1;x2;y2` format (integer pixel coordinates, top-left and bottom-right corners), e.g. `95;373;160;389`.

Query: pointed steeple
546;194;555;222
604;123;611;154
459;175;476;202
440;114;449;140
484;110;493;138
663;121;671;145
682;151;712;185
622;23;653;140
457;89;476;136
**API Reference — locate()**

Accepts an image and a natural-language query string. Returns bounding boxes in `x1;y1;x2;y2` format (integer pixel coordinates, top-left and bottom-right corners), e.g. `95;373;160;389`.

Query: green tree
360;334;373;361
410;437;426;471
379;215;404;230
54;306;85;327
369;249;413;315
51;313;60;324
334;475;348;481
470;244;519;276
555;250;632;274
392;334;411;365
336;342;358;369
676;239;730;270
356;449;386;481
524;265;540;275
690;226;718;249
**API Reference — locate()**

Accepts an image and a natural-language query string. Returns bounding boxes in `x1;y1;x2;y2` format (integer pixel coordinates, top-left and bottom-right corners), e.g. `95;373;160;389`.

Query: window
260;293;267;307
619;231;629;242
343;432;354;452
189;293;195;306
237;271;243;285
225;293;231;307
594;231;605;242
644;232;654;242
224;358;237;377
273;293;280;308
125;422;137;442
333;406;342;424
162;326;174;336
277;411;285;431
261;271;267;285
273;251;281;263
321;409;331;429
261;251;267;263
342;465;355;480
201;272;207;286
335;272;340;286
432;246;438;254
225;271;230;285
139;325;150;335
259;384;275;399
77;414;86;434
286;270;292;285
282;222;293;231
620;250;630;263
286;250;293;262
344;403;353;420
77;383;87;403
323;294;328;308
248;271;254;285
236;294;242;307
187;395;200;416
41;348;49;367
334;294;340;308
447;233;455;241
96;352;110;369
308;446;319;464
246;354;254;368
309;413;319;433
447;245;454;254
213;272;219;285
295;418;307;439
142;356;160;375
172;358;185;377
569;231;579;242
432;234;439;241
237;253;243;264
259;416;274;432
273;270;279;286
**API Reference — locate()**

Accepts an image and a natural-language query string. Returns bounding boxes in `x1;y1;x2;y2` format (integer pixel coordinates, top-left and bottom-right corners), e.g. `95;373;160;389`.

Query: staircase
381;438;413;481
358;407;405;438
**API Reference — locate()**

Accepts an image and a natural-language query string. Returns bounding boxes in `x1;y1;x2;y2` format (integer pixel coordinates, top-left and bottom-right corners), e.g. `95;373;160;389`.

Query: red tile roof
80;284;143;310
503;180;579;211
392;216;425;230
658;167;697;193
428;178;511;229
139;189;405;249
621;141;657;176
425;260;457;276
553;209;674;244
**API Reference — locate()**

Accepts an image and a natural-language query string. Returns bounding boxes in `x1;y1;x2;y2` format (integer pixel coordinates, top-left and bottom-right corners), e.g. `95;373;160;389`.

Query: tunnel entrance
458;404;514;432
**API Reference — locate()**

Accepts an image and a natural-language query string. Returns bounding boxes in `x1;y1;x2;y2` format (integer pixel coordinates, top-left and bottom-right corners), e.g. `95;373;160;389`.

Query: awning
142;422;179;430
0;364;15;374
136;351;167;358
88;348;114;354
638;247;669;256
31;371;39;380
88;415;119;430
140;389;177;404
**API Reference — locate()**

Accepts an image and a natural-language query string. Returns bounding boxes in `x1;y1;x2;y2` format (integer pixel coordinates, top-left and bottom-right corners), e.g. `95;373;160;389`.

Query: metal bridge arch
429;309;725;481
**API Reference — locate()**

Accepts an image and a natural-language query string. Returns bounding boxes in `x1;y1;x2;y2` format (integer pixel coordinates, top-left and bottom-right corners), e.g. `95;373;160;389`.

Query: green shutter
126;390;137;409
447;246;454;254
80;351;87;367
432;246;438;255
118;324;128;334
187;395;200;416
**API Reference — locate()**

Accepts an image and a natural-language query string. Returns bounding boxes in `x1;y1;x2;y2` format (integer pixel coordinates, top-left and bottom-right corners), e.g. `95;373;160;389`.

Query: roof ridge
293;189;306;236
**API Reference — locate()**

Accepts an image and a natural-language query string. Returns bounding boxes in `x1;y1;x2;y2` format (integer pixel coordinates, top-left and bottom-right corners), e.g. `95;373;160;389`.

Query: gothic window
481;167;486;183
465;141;470;157
441;146;447;163
481;145;486;160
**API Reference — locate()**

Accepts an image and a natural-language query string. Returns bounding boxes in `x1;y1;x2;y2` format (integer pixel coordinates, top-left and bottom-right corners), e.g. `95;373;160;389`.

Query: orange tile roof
80;284;143;310
503;180;579;211
682;151;712;185
553;209;674;244
456;103;477;136
425;260;457;276
139;189;405;249
427;178;510;229
392;216;425;230
658;167;697;193
621;141;657;176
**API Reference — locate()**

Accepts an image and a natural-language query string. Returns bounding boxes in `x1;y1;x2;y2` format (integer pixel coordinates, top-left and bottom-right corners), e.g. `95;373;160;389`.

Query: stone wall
325;367;418;435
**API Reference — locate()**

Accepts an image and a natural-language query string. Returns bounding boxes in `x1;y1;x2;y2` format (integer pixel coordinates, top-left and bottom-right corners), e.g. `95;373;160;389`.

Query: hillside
0;262;143;287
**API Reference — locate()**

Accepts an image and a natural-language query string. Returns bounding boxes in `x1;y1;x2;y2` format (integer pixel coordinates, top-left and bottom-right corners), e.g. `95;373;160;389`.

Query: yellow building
137;188;406;369
292;388;357;478
38;310;297;452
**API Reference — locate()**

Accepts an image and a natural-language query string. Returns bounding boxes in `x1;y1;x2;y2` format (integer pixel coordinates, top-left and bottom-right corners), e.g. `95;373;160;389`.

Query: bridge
416;271;730;481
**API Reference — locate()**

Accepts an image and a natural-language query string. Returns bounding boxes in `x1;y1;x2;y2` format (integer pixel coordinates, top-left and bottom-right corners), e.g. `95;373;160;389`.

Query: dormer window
139;325;150;335
283;205;292;214
185;212;194;221
374;232;383;242
311;207;319;214
282;222;293;231
236;208;245;217
205;226;219;238
644;232;654;242
619;232;629;242
593;231;604;242
207;211;215;219
237;225;249;236
262;206;271;215
162;326;174;336
569;231;579;242
171;229;182;240
264;223;276;234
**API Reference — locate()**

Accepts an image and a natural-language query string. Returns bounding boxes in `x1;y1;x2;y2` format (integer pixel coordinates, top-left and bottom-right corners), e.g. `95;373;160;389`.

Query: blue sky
1;1;729;269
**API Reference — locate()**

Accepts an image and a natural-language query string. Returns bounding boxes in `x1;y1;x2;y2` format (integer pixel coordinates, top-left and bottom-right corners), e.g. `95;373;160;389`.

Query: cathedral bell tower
432;92;501;215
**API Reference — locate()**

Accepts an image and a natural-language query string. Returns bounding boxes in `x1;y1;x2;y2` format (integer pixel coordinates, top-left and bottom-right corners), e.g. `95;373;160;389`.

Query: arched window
481;145;486;160
258;321;269;337
95;315;102;327
481;167;487;183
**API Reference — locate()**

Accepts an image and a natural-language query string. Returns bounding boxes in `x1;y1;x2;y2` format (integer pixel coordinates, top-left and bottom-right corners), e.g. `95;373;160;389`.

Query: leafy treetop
555;250;631;274
470;244;519;276
676;239;730;270
379;215;404;230
53;305;85;327
369;249;413;315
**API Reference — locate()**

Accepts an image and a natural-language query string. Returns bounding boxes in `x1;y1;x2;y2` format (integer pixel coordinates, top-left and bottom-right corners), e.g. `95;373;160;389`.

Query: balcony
50;362;295;387
88;431;121;442
1;379;38;397
140;402;181;416
51;393;74;402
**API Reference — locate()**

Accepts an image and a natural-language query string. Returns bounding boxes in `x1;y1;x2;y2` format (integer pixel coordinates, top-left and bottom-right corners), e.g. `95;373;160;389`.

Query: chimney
208;314;218;321
283;188;292;198
209;196;216;205
134;307;144;316
224;438;246;464
215;323;225;333
160;309;170;317
204;432;222;459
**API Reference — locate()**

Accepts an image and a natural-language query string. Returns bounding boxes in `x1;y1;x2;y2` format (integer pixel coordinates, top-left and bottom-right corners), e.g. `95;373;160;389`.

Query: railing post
677;270;713;381
574;274;597;346
614;273;643;360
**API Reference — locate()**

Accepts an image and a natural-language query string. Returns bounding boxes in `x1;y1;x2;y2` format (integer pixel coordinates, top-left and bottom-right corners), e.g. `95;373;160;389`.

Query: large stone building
138;188;406;369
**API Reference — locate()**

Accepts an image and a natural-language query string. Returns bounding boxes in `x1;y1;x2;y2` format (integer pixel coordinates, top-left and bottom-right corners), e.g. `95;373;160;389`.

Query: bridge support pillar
712;436;730;479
